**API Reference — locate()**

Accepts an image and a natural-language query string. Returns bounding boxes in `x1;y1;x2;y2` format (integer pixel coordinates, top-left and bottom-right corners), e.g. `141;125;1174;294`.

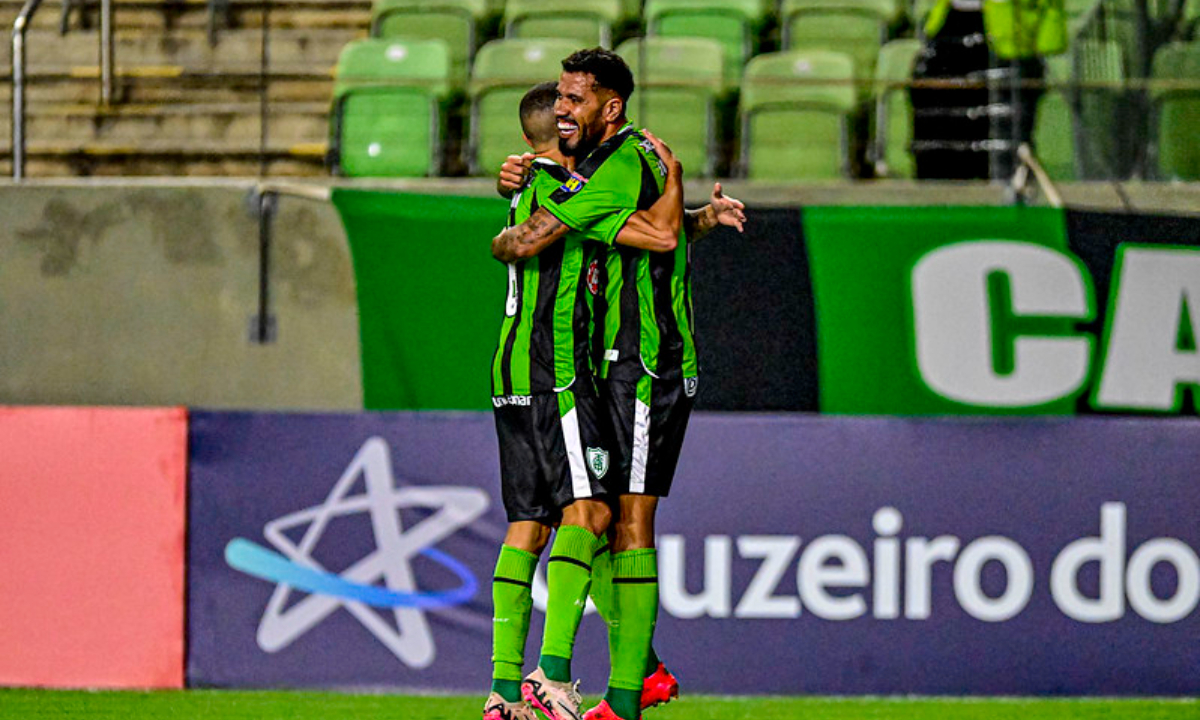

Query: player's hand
710;183;746;233
497;153;534;197
642;129;682;177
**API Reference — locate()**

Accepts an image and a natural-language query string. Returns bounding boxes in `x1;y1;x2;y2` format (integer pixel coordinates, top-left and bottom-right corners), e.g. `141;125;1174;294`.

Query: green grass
0;689;1196;720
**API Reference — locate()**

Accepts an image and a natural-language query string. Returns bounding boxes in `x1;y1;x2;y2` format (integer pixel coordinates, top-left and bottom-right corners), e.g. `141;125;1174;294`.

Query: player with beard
492;48;745;720
485;79;742;720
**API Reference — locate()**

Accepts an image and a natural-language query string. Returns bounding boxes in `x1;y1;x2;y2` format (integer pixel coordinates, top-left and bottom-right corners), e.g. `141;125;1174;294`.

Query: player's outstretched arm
684;183;746;243
616;129;683;253
496;153;534;199
491;206;571;263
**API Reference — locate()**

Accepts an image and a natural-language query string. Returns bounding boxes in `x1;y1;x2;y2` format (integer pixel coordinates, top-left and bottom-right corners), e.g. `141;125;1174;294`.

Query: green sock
539;525;601;682
491;545;537;702
596;544;664;682
589;542;614;625
606;549;658;720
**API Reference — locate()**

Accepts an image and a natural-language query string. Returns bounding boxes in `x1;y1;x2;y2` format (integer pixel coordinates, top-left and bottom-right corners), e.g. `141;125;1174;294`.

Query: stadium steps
0;0;371;32
0;138;327;176
12;27;362;69
0;101;330;143
0;0;358;177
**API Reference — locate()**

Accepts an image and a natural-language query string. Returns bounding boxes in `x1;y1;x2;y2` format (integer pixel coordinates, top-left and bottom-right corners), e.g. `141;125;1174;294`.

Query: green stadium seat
503;0;624;48
1032;54;1076;179
620;0;645;21
782;0;899;80
1150;41;1200;180
616;37;725;176
644;0;769;89
739;49;859;180
870;38;921;178
330;38;452;177
370;0;488;91
468;38;580;174
1073;39;1128;179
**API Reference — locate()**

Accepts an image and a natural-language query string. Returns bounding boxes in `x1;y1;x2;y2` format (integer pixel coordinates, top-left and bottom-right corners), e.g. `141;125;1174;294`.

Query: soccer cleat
521;666;584;720
640;663;679;710
483;692;539;720
581;700;631;720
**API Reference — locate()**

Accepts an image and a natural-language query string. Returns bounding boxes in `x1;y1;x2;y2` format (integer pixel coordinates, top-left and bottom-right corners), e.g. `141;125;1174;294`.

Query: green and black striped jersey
491;158;598;397
540;123;697;384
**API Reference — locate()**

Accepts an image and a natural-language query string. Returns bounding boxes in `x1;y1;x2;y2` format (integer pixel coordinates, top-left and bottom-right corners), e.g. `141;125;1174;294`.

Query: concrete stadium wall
0;180;362;409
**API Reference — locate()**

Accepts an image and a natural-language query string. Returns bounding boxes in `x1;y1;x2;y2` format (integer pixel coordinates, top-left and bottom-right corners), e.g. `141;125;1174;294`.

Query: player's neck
597;118;629;146
534;146;568;168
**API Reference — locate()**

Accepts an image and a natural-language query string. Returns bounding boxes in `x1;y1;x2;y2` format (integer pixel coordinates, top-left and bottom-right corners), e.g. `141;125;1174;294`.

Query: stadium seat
644;0;769;89
620;0;645;21
370;0;488;91
1150;41;1200;180
503;0;624;48
870;38;921;178
616;37;724;176
781;0;900;80
1073;39;1129;179
468;38;580;175
1032;54;1077;180
329;38;452;177
739;49;859;180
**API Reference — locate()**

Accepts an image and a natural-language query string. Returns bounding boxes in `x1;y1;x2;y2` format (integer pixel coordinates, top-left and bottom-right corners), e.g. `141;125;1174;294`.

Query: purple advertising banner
187;411;1200;695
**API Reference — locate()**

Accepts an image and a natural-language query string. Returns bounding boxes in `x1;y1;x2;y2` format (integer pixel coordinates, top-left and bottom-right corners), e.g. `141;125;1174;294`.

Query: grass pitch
0;689;1196;720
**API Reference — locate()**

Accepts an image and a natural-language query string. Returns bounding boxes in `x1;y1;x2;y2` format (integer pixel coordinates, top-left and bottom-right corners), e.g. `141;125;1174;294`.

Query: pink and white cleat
483;692;539;720
521;666;584;720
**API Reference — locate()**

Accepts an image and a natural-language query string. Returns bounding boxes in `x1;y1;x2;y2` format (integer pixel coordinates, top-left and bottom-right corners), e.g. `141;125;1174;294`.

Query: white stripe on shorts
561;407;592;499
629;398;651;493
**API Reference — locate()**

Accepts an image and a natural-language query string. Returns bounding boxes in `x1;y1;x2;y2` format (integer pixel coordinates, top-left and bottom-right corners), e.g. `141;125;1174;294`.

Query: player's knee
504;520;553;553
611;521;655;552
560;499;611;537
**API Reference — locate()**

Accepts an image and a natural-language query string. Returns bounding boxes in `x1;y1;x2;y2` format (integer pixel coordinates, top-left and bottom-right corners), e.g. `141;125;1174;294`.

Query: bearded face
554;71;617;158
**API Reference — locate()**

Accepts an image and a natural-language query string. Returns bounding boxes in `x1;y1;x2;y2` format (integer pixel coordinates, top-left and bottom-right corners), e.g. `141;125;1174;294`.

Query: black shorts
493;388;614;523
599;375;696;497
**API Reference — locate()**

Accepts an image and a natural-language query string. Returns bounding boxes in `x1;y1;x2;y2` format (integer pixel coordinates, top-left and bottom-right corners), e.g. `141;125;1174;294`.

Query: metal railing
12;0;45;180
13;0;115;179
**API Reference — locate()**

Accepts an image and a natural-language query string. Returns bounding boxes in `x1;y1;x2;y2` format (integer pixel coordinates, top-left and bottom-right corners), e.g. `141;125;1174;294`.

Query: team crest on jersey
586;447;610;479
684;376;698;398
586;259;600;295
558;173;588;196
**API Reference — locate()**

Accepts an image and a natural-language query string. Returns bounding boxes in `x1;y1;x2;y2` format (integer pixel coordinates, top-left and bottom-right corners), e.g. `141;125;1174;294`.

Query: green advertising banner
333;189;508;410
803;206;1081;415
333;193;1199;416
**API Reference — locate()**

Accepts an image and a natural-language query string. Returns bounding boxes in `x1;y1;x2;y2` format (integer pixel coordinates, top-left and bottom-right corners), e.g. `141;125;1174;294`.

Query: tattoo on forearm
493;208;565;262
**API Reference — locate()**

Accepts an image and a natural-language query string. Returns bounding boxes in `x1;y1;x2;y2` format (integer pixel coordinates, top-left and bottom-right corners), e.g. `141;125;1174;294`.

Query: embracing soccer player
491;48;745;720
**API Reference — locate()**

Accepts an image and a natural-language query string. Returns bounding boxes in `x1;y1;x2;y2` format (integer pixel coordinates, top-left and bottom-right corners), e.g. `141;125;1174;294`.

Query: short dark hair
561;47;635;104
519;81;559;145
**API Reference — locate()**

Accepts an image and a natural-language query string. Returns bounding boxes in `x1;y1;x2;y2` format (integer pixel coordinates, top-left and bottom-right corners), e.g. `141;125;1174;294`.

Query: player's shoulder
530;158;571;193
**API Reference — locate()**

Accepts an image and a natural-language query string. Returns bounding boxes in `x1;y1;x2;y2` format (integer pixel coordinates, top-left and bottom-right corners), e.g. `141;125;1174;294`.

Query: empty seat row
367;0;913;94
329;35;1200;181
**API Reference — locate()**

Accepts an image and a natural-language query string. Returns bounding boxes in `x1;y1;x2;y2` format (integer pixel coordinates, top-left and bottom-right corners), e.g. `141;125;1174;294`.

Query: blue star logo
224;437;489;668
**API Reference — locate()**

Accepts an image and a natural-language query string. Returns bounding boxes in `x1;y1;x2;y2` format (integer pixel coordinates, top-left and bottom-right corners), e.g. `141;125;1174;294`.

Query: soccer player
485;81;740;720
491;49;745;720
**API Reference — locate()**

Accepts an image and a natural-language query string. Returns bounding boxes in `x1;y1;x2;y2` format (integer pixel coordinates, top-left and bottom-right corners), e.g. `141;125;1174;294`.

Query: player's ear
523;133;535;150
603;95;623;123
